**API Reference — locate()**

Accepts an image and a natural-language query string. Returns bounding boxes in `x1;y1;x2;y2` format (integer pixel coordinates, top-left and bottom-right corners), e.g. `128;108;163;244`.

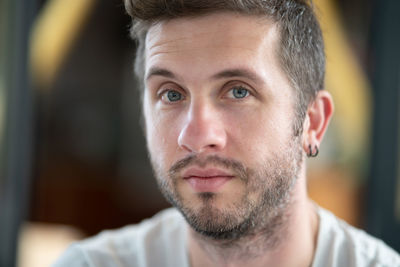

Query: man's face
143;13;304;239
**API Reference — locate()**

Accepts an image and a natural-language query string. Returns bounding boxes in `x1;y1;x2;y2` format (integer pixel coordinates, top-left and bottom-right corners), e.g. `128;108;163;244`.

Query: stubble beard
151;136;303;247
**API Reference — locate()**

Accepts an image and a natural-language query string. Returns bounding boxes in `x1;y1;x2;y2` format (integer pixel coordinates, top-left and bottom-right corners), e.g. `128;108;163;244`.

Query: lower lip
185;176;233;192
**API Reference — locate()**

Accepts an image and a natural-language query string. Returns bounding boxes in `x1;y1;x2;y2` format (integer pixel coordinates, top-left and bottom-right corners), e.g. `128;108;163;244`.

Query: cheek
224;106;292;159
145;108;182;169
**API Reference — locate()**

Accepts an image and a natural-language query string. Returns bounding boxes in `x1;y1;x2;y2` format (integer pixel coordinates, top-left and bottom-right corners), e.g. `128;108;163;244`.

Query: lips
182;168;234;192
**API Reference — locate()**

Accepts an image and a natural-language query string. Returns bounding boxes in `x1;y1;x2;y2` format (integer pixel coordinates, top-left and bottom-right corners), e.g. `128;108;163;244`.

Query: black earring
307;144;319;157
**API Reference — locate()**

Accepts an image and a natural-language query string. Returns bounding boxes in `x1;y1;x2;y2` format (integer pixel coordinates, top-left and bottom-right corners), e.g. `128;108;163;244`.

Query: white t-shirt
53;206;400;267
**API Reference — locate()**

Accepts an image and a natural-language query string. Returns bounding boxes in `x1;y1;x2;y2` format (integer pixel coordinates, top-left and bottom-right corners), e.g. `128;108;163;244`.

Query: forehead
146;12;275;46
144;12;280;71
143;12;294;103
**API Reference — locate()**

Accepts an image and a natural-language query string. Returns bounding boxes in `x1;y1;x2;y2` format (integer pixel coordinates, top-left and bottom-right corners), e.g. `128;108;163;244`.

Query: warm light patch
30;0;95;89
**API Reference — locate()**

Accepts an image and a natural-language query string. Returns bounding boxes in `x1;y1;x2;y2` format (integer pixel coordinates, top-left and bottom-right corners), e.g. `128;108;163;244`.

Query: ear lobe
302;91;334;152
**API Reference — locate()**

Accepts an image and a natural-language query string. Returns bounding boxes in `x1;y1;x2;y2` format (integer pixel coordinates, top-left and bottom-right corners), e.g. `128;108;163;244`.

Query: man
54;0;400;266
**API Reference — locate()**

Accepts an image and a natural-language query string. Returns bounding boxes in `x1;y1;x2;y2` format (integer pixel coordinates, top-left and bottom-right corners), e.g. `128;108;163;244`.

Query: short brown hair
124;0;325;134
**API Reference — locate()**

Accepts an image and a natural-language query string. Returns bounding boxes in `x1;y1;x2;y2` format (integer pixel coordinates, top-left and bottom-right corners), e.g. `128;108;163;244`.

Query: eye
161;89;183;102
227;86;249;99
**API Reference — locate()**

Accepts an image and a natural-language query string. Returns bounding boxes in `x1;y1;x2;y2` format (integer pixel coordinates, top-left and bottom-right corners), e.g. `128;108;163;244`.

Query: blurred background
0;0;399;266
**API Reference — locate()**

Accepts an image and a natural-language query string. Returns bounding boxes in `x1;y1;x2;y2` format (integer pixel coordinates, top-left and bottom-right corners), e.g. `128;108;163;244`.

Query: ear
302;91;334;154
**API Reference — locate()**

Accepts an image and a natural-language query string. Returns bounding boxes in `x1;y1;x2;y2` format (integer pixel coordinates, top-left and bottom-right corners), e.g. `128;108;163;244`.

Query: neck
187;168;319;267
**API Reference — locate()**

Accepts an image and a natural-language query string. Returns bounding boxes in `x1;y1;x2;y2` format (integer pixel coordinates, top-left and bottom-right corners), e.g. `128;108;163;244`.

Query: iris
232;87;248;99
167;90;182;102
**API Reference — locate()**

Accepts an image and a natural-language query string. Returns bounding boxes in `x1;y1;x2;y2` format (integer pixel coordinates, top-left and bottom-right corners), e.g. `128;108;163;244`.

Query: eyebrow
211;68;265;85
145;66;265;85
146;67;176;81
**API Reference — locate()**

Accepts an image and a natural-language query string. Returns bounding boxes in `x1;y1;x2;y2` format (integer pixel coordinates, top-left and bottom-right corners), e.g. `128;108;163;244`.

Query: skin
143;12;334;267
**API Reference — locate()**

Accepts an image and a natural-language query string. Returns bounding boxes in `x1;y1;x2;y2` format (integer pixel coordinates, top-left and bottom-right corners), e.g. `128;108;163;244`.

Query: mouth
182;168;235;193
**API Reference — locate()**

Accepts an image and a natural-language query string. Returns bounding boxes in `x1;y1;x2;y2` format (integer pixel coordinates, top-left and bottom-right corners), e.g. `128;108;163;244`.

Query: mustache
168;154;248;182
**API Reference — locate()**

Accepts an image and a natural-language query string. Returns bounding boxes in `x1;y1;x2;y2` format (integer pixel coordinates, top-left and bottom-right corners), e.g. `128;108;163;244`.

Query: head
124;0;333;242
126;0;325;133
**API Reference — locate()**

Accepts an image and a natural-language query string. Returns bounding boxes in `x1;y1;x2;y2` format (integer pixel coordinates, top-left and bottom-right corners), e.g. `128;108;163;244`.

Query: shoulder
52;208;188;267
313;206;400;267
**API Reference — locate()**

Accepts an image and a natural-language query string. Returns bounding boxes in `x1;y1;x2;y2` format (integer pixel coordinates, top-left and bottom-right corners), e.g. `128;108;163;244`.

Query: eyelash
156;83;253;104
225;85;251;100
158;88;185;103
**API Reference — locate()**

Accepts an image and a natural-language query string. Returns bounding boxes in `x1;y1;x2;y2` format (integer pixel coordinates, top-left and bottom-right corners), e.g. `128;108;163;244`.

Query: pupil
167;91;181;101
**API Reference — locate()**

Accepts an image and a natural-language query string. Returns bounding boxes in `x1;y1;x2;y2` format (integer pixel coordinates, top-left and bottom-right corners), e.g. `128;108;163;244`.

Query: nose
178;101;227;153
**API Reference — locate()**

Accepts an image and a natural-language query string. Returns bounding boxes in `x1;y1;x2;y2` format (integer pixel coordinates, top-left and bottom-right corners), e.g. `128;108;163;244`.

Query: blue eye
231;87;249;99
166;90;182;102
